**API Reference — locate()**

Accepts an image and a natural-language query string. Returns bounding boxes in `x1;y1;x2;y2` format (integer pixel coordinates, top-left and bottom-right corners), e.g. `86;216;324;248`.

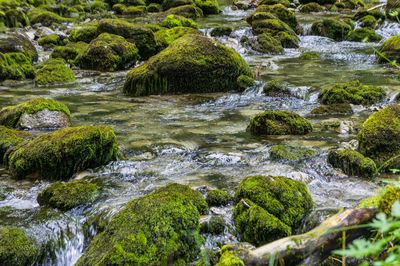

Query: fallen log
231;208;377;266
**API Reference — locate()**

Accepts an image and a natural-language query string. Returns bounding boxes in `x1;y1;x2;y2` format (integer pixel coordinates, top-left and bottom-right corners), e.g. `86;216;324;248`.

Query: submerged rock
37;179;98;210
210;26;233;37
263;80;291;96
0;126;32;164
299;51;321;60
270;145;315;161
310;19;352;41
76;183;207;265
328;148;377;178
35;58;75;86
0;98;71;129
5;125;119;180
247;110;313;136
123;34;253;96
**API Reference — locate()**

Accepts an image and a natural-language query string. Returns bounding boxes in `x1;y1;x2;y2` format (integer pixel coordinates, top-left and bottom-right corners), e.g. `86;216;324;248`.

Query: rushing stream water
1;0;400;264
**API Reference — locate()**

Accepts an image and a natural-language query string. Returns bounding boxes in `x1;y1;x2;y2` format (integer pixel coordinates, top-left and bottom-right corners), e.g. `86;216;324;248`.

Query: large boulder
0;33;38;62
310;19;352;41
123;34;253;96
194;0;219;14
5;125;119;180
377;35;400;64
51;42;89;65
247;110;312;136
154;26;199;49
76;33;139;71
0;52;35;82
256;4;297;30
346;27;382;42
328;148;377;178
0;126;32;164
358;104;400;169
0;98;71;130
35;58;75;86
76;184;207;265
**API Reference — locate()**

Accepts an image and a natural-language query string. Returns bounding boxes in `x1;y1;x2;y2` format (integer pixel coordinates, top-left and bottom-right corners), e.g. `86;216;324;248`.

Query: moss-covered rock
162;0;193;10
275;31;299;48
1;9;29;28
310;19;352;41
328;148;377;178
346;27;382;42
0;33;38;62
165;4;204;19
270;145;316;161
358;104;400;169
122;5;147;16
76;33;138;72
318;80;385;105
252;17;296;37
378;185;400;214
299;2;325;13
38;34;63;49
251;33;283;54
263;79;291;96
76;183;205;265
123;34;252;96
35;58;75;86
0;52;35;82
256;4;297;30
201;216;226;234
0;126;32;164
248;110;313;136
51;41;88;64
28;8;70;26
154;26;199;49
194;0;219;14
359;15;378;29
6;125;119;180
206;189;232;207
310;104;353;115
299;51;320;60
69;23;99;43
37;179;98;210
237;74;255;90
235;175;313;229
161;14;197;28
377;35;400;64
210;26;232;37
0;98;70;129
0;226;38;266
216;245;244;266
148;3;162;12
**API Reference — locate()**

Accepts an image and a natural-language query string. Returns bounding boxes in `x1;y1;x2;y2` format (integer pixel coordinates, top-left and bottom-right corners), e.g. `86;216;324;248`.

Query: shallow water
0;1;399;265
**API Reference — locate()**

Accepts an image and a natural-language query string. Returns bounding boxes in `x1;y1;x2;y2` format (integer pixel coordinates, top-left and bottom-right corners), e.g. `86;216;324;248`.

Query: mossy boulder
0;126;32;164
37;179;98;210
1;9;29;28
123;34;253;96
0;98;71;129
359;15;378;29
216;245;244;266
35;58;75;86
319;80;385;105
76;183;206;265
377;35;400;64
162;0;193;10
76;33;139;72
310;19;352;41
69;23;99;43
210;26;232;37
165;4;204;19
378;185;400;214
6;125;119;180
194;0;219;14
256;4;297;30
328;148;377;178
0;33;38;61
299;2;325;13
122;5;147;16
248;110;313;136
251;33;283;54
154;26;199;49
346;27;382;42
38;34;63;49
28;8;70;26
0;226;39;266
263;80;291;97
310;104;353;115
275;31;299;48
358;104;400;169
201;216;226;234
206;189;232;207
270;145;316;161
252;17;296;37
0;52;35;82
161;14;197;29
51;42;89;64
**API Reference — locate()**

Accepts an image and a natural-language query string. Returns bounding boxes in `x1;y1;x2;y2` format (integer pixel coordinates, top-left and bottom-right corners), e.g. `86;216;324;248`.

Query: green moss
377;35;400;64
28;8;71;26
2;8;29;28
206;189;232;207
76;184;204;265
147;3;161;12
260;0;290;6
233;199;291;246
252;17;295;36
38;34;62;49
165;4;204;19
319;80;385;105
328;148;377;178
299;2;324;13
162;0;193;11
37;179;98;210
0;33;38;61
358;104;400;169
359;15;378;29
76;33;138;71
346;27;382;42
6;125;119;180
237;75;255;90
51;41;88;64
123;34;252;96
299;0;335;4
247;110;313;136
251;32;283;54
310;19;352;41
310;104;353;115
256;4;297;30
235;175;313;228
162;14;197;29
299;51;320;60
270;145;316;161
353;10;385;21
112;3;126;14
246;11;276;25
0;126;32;164
0;52;35;82
194;0;219;14
201;216;226;234
122;5;147;16
210;26;232;37
263;79;290;96
0;226;38;266
35;58;75;86
69;23;99;43
378;185;400;214
0;98;70;128
275;31;299;48
358;195;380;208
154;26;199;49
216;245;244;266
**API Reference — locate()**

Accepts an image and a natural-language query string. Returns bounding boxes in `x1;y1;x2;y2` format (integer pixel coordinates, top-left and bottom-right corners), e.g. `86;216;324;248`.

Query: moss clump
263;79;290;96
346;27;382;42
38;34;63;49
275;31;299;48
161;14;197;29
165;4;204;19
378;185;400;214
251;33;283;54
28;8;70;26
148;3;161;12
51;42;89;64
0;126;32;164
76;184;205;265
6;125;119;180
154;26;199;49
0;33;38;62
319;80;385;105
252;17;296;37
123;34;252;96
210;26;232;37
0;98;70;128
123;5;147;16
206;189;232;207
248;110;312;136
359;15;378;29
299;51;320;60
35;58;75;86
358;104;400;169
69;23;99;43
270;145;315;161
299;2;324;13
328;148;377;178
0;52;35;82
256;4;297;30
237;75;255;90
310;19;352;41
0;226;38;266
201;216;226;234
37;179;98;210
1;9;29;28
76;33;139;72
311;104;353;115
194;0;219;14
216;245;244;266
377;35;400;64
162;0;193;11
